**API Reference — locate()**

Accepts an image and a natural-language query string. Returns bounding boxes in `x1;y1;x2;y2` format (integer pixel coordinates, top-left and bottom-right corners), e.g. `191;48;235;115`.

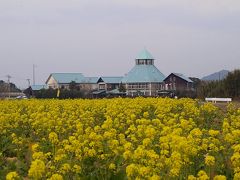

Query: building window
128;83;148;90
99;84;105;90
146;60;153;65
173;77;176;82
136;60;145;65
165;84;168;90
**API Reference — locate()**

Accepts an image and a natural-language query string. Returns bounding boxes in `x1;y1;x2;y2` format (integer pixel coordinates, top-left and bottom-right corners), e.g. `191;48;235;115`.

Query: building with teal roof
44;49;167;97
45;73;98;91
122;49;166;96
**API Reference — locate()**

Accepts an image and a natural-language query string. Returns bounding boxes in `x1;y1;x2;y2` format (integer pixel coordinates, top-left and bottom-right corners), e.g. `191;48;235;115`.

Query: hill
202;70;229;81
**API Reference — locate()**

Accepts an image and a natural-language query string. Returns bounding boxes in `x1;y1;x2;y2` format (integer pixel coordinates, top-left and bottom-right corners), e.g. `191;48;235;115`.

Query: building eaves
100;77;123;84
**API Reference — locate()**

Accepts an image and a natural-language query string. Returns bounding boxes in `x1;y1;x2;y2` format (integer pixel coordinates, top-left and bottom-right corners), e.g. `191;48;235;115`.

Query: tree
224;69;240;98
195;69;240;100
0;80;20;93
34;88;84;99
69;81;78;91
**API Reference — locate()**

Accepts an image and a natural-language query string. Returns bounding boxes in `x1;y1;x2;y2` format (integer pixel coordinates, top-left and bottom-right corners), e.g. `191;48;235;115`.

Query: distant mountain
202;70;229;81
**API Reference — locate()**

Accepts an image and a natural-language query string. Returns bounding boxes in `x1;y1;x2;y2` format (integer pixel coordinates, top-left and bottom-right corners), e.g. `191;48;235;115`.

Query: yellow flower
234;172;240;180
143;112;149;118
209;130;219;137
205;155;215;166
213;175;226;180
88;149;96;157
139;166;150;177
123;150;131;160
188;175;197;180
32;151;45;160
142;138;151;147
28;159;46;179
73;164;82;173
48;173;63;180
149;175;161;180
170;168;180;177
49;132;59;144
31;143;39;152
124;142;133;150
60;163;71;174
2;97;240;179
197;170;209;180
109;163;116;170
6;171;20;180
231;152;240;167
126;164;137;177
233;144;240;153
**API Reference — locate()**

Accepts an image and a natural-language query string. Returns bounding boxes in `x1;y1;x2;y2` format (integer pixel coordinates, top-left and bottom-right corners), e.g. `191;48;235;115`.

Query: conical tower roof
121;49;165;83
136;49;154;60
121;65;165;83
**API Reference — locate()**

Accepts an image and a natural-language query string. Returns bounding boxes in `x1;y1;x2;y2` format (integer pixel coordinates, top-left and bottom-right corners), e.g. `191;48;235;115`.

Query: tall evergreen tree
224;69;240;98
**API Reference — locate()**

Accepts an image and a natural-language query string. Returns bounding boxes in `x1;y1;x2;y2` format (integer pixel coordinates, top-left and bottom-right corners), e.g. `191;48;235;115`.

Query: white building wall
46;76;58;89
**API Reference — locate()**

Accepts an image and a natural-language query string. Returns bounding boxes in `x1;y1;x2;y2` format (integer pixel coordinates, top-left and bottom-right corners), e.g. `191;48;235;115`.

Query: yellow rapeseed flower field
0;98;239;179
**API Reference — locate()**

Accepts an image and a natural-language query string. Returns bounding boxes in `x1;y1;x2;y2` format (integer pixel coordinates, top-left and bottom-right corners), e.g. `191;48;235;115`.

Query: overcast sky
1;0;240;88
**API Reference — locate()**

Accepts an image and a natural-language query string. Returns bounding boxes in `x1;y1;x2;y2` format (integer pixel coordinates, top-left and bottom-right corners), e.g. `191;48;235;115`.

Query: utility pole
33;64;36;85
6;75;11;98
26;79;31;87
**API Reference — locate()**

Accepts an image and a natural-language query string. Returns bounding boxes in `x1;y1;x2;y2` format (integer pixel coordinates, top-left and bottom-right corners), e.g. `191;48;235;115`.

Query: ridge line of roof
51;72;83;74
101;76;123;78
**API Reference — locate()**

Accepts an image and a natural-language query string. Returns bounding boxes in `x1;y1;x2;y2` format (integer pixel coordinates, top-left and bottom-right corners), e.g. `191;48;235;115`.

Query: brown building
163;73;194;91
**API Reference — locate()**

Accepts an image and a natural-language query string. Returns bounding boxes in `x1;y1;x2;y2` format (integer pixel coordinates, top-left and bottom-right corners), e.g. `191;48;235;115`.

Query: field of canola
0;98;240;180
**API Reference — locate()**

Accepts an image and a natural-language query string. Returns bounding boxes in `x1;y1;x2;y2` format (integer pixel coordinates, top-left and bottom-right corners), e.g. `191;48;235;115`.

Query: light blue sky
1;0;240;88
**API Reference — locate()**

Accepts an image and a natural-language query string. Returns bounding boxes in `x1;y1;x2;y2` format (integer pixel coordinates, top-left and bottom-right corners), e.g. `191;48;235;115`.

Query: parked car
15;95;28;99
